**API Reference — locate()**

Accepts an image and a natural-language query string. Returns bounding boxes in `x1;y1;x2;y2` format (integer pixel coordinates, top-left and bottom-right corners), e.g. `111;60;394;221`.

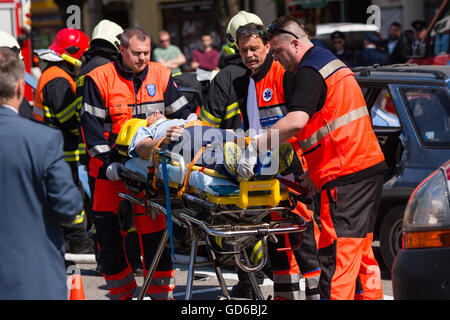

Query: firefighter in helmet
34;28;94;254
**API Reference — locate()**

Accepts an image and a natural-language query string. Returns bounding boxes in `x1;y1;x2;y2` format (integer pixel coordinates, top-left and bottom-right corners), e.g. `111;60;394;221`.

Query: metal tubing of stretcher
137;228;169;300
206;246;231;300
185;229;199;300
118;192;145;207
177;212;305;238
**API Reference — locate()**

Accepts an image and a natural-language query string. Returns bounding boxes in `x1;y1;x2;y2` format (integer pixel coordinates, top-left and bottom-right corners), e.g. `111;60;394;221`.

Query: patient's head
146;110;166;126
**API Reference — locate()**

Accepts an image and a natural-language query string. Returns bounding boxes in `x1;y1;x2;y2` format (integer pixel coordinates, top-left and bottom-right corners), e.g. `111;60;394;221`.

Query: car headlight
403;168;450;249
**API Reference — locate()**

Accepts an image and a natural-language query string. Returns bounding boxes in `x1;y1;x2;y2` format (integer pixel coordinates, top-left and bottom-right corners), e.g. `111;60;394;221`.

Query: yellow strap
177;146;205;200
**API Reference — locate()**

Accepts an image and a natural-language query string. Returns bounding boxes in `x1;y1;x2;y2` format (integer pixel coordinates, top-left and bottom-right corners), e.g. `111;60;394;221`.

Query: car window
370;89;401;127
402;88;450;148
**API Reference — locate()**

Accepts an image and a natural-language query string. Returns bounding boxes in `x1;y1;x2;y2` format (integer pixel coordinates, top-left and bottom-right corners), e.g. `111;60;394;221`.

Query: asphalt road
67;242;393;300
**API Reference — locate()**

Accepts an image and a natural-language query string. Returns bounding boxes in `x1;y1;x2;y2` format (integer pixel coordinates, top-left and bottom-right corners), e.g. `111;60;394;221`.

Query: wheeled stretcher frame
118;149;307;300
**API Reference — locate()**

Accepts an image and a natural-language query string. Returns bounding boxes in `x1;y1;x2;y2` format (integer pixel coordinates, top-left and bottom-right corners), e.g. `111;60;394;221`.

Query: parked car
391;160;450;299
353;64;450;270
316;22;380;53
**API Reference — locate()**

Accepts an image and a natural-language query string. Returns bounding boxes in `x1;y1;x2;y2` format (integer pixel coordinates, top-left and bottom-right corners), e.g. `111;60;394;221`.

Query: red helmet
49;28;89;65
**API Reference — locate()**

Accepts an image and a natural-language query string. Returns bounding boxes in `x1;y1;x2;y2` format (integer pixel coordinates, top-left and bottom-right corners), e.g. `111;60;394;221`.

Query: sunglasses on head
236;26;265;37
266;23;299;39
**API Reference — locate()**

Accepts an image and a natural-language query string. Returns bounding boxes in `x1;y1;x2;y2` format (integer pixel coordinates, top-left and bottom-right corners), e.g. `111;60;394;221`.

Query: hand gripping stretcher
115;119;309;300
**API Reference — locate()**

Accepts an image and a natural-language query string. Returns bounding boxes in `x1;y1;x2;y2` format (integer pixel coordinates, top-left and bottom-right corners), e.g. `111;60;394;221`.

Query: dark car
392;160;450;299
353;65;450;270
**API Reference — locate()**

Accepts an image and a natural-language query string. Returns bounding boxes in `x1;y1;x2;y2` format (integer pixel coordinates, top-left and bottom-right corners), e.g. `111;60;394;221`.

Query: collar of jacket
113;55;149;83
83;43;119;63
113;55;149;93
295;46;315;73
44;62;75;79
251;53;273;83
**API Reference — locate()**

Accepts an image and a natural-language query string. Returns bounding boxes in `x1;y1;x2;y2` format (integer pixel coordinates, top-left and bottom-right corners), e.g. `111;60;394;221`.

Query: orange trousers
318;174;384;300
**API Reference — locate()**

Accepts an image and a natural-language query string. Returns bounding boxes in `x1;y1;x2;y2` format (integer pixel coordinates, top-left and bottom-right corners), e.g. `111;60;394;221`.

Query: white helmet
0;31;23;60
92;19;124;51
226;11;263;46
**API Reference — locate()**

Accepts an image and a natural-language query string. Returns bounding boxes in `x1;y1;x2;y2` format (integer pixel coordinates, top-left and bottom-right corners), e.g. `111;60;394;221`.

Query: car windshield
402;88;450;147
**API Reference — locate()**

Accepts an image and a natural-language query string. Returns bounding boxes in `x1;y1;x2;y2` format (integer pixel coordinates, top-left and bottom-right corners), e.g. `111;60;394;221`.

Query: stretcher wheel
118;200;134;232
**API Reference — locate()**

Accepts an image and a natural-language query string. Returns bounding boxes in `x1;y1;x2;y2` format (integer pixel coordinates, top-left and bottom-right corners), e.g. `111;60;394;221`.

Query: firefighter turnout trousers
269;200;321;300
90;178;174;300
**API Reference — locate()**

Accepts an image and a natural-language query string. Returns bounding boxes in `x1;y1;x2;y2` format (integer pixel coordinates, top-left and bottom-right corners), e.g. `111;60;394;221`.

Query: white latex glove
186;113;198;121
237;140;258;181
106;162;125;181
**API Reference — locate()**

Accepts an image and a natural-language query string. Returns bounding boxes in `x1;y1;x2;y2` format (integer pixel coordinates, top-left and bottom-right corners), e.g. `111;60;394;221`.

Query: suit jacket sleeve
43;129;83;224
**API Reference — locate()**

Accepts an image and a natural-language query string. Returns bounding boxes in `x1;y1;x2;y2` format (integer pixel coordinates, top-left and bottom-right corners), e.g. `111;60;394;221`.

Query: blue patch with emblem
263;88;273;102
147;84;156;97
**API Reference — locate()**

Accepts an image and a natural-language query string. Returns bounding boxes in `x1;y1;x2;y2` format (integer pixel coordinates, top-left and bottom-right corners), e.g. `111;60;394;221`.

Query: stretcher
115;119;308;300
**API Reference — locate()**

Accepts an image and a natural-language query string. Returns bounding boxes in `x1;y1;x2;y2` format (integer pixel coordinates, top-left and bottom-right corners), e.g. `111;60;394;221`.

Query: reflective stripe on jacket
293;47;385;190
34;65;81;166
81;60;190;178
34;66;77;122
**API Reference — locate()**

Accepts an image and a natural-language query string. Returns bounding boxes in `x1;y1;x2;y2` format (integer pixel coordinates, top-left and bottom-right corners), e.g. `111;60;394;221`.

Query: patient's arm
135;137;160;159
134;125;185;158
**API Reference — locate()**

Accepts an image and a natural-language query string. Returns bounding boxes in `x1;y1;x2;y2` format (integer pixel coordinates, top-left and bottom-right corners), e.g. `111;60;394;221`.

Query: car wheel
379;205;405;271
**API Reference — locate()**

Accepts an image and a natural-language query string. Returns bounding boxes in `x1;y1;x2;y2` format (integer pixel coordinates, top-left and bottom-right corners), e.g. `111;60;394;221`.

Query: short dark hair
120;27;151;47
330;31;346;41
0;47;24;104
391;22;402;29
304;23;316;37
236;23;268;45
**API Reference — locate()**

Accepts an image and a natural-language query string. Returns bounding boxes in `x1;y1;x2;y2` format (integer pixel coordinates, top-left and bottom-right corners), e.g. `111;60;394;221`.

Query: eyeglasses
159;38;170;43
266;23;299;39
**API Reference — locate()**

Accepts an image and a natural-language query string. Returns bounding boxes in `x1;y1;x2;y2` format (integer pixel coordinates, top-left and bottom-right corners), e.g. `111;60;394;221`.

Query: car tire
380;205;405;271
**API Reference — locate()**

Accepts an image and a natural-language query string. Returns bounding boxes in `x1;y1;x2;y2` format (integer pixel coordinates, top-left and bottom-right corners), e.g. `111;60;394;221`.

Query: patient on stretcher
125;111;294;185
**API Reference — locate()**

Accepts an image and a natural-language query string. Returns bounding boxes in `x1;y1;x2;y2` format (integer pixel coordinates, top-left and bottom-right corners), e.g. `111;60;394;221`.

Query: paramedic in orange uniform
80;27;190;299
256;16;386;300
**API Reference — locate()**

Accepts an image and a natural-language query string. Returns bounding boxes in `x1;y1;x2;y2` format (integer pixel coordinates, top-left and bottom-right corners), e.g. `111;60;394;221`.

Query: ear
16;79;25;101
265;42;271;54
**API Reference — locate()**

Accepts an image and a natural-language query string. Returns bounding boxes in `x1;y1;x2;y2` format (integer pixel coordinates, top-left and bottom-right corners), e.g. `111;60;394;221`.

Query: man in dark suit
330;31;355;67
379;22;406;65
0;47;83;299
355;32;389;67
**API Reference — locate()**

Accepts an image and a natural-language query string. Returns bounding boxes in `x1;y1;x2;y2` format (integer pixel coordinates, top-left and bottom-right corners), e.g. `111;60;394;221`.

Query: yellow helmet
226;11;263;47
92;19;124;51
0;31;23;60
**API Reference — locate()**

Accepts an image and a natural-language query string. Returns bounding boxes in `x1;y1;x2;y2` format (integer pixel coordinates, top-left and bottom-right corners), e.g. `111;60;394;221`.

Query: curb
65;253;208;265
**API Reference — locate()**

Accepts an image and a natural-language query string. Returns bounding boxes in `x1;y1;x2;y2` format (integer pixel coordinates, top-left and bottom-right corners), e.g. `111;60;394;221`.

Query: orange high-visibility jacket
86;61;171;138
293;47;385;190
81;60;189;178
33;66;76;122
253;60;289;129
